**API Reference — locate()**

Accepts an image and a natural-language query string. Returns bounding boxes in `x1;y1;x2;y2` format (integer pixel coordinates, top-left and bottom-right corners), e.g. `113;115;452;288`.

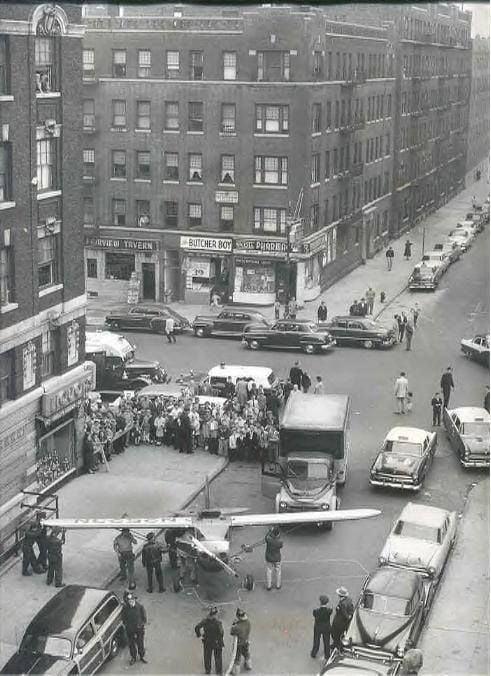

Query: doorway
142;263;155;300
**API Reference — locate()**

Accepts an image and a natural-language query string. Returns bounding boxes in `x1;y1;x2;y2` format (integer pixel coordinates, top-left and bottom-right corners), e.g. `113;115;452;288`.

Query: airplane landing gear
242;574;254;591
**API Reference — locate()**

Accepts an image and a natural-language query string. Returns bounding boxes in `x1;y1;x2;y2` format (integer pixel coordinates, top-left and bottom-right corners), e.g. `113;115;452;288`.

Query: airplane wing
41;516;194;530
229;508;381;528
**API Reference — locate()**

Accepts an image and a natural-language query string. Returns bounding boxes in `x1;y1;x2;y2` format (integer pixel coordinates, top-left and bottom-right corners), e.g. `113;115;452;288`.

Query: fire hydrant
380;291;386;304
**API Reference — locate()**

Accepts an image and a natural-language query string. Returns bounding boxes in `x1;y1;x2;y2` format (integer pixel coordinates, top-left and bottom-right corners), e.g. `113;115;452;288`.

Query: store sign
0;420;33;454
215;191;239;204
189;260;212;277
303;232;327;255
180;235;232;253
234;238;288;257
84;236;158;251
41;363;96;419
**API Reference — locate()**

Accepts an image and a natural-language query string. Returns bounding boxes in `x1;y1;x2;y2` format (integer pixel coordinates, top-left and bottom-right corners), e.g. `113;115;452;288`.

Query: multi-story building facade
0;3;90;553
466;35;489;178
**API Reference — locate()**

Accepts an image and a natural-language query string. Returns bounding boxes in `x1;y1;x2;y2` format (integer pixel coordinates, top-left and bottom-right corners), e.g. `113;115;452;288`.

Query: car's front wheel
194;327;207;338
303;343;317;354
248;339;260;350
363;339;374;349
108;630;124;660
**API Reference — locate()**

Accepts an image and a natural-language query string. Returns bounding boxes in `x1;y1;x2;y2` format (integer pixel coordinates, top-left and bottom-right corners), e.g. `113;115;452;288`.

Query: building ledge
134;178;151;183
253;133;289;138
0;95;14;102
163;180;179;185
135;128;151;133
36;92;61;99
0;201;16;210
0;302;18;314
163;129;180;134
253;184;288;190
37;190;61;201
39;283;63;298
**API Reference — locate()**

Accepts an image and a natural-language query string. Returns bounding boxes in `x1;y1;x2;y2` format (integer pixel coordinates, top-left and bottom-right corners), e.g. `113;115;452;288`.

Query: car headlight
396;645;405;657
378;555;387;565
321;503;329;510
279;501;287;510
428;566;436;578
464;446;471;458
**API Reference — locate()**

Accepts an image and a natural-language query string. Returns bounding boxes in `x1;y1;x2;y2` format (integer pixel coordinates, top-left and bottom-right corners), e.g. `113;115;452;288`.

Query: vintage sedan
320;650;402;675
378;502;457;581
192;307;269;338
408;263;443;291
320;316;397;349
421;250;450;273
369;427;437;491
105;303;189;334
447;229;473;252
443;406;490;468
460;334;490;367
1;586;125;674
343;567;430;658
242;319;336;354
433;241;462;264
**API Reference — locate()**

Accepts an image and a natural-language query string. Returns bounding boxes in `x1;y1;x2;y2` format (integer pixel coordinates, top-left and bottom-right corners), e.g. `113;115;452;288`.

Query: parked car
442;406;490;468
433;241;462;264
460;333;490;366
369;426;437;491
447;229;472;252
320;316;397;349
242;319;336;354
105;303;189;334
343;567;430;658
319;650;402;675
455;220;479;237
408;263;443;291
192;308;269;338
421;250;450;273
378;502;457;581
1;586;125;674
464;211;485;232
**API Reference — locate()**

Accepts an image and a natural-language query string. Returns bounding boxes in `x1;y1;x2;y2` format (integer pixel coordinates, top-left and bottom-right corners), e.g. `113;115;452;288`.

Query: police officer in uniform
34;511;48;572
230;608;251;674
46;527;65;587
141;532;165;593
22;522;42;576
195;606;224;675
122;592;148;665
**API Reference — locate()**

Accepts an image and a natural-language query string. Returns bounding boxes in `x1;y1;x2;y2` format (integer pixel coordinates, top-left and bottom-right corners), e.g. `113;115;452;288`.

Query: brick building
466;35;490;178
0;3;90;552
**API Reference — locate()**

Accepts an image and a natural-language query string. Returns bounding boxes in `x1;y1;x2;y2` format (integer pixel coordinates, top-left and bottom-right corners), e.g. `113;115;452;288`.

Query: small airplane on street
42;482;381;591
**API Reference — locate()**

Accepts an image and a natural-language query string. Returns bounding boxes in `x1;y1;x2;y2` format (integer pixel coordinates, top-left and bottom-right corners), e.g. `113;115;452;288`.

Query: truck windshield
280;430;343;458
287;460;330;480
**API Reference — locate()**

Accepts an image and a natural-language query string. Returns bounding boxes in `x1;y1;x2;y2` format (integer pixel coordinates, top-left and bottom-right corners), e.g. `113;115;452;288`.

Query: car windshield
385;440;423;456
414;268;433;278
461;422;489;438
362;592;410;616
21;634;72;659
394;520;440;543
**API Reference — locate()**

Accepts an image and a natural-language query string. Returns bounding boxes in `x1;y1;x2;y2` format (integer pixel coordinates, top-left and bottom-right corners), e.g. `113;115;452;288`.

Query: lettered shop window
23;341;37;391
67;321;80;366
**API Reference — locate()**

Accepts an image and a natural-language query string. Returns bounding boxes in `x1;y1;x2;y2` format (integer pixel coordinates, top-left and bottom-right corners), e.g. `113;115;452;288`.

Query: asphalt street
102;228;489;675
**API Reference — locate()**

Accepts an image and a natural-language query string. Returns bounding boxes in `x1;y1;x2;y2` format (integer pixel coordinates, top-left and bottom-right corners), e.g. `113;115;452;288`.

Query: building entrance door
142;263;155;300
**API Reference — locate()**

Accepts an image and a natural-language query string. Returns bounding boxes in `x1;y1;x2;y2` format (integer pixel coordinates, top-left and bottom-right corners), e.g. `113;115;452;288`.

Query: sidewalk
0;446;226;667
420;478;489;675
86;175;489;329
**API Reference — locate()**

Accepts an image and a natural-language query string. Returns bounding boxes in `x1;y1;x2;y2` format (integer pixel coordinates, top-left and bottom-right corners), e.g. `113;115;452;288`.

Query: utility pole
286;189;304;309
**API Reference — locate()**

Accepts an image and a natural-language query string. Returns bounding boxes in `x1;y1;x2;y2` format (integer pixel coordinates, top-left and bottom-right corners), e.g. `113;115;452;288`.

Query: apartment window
136;200;150;227
220;155;235;184
221;104;236;134
0;143;12;201
312;103;321;133
38;234;59;288
83;48;95;77
164;152;179;181
189;154;203;182
309;203;319;229
83;148;95;177
136;151;151;180
220;205;234;231
166;51;180;79
223;52;237;80
164;102;179;130
311;153;320;184
387;93;392;117
333;148;338;175
0;245;14;305
87;258;97;278
255;104;289;134
22;342;36;391
112;49;126;77
106;252;135;280
334;101;339;128
0;350;14;404
35;37;56;92
36;138;57;191
257;51;290;81
83;197;94;225
112;198;126;226
325;150;330;179
385;133;391;155
188;102;203;132
190;51;203;80
83;99;95;129
326;101;332;129
40;329;55;377
253;207;287;234
188;203;202;228
323;199;329;225
112;100;126;129
332;194;338;221
313;51;323;76
254;156;288;185
0;37;9;94
327;52;332;80
164;201;178;228
136;101;150;130
112;150;126;178
138;50;151;78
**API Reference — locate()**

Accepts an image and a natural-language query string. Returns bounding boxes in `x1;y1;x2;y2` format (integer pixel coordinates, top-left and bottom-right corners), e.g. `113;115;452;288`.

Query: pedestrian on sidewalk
386;246;394;270
365;287;376;315
122;592;148;665
399;312;408;343
411;303;420;328
406;392;413;413
230;608;252;674
288;298;298;319
311;595;332;660
331;587;354;652
301;371;312;393
114;528;137;590
142;532;165;593
404;239;413;260
34;511;48;572
358;298;368;317
46;527;65;587
195;606;224;676
289;361;303;389
274;298;281;320
314;376;325;395
393;314;400;339
164;315;176;343
317;301;328;323
349;300;358;316
394;372;409;414
484;385;490;413
431;392;443;426
265;526;283;590
440;367;455;408
22;522;43;576
405;321;414;350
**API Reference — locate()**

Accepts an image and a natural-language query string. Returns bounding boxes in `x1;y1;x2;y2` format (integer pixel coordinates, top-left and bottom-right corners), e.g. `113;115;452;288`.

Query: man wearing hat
141;532;165;593
114;527;137;589
46;527;65;587
122;593;148;665
230;608;251;674
311;595;332;660
195;606;224;675
331;586;354;651
264;526;283;590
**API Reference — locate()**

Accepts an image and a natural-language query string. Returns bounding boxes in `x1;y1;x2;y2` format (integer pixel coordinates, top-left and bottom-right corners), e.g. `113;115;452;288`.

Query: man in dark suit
311;595;332;660
440;367;455;408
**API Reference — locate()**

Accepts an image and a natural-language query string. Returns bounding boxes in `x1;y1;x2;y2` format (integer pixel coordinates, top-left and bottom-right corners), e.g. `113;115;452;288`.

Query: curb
98;456;229;590
374;283;410;321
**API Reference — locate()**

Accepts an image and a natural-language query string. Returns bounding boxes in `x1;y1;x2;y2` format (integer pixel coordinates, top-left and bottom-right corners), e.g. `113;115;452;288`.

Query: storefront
232;237;293;306
84;236;160;303
179;235;233;304
302;226;337;300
